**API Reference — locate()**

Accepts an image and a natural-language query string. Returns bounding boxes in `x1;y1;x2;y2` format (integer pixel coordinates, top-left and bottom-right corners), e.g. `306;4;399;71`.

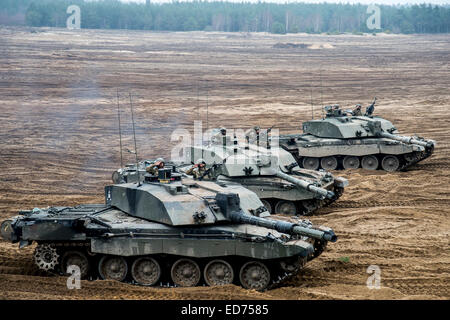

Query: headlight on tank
1;220;17;242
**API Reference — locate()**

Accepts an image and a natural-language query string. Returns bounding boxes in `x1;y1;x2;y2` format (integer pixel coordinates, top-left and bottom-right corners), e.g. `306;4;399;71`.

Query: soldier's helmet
196;158;206;166
220;127;227;134
333;104;340;109
355;104;362;109
254;126;261;131
155;157;165;167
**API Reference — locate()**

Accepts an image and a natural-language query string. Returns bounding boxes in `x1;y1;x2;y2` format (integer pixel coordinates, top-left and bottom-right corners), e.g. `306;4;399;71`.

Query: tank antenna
206;85;209;130
116;89;124;168
129;92;141;186
197;80;200;120
310;78;314;120
320;67;324;119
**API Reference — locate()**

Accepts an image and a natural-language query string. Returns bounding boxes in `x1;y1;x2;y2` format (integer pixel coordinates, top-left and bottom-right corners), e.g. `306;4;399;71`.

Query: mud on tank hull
1;204;329;291
280;134;434;172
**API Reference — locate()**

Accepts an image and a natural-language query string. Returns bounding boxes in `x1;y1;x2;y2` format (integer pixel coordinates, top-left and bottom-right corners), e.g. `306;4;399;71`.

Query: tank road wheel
34;244;59;271
61;251;90;279
239;261;270;291
274;201;297;215
204;259;234;286
301;200;320;215
381;155;400;172
361;155;379;170
131;257;161;286
320;156;338;170
98;256;128;282
302;157;320;170
171;259;201;287
343;156;360;169
261;200;272;214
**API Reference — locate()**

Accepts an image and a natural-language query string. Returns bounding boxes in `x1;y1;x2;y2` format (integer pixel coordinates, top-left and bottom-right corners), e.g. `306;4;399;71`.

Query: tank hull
2;203;329;290
280;133;434;172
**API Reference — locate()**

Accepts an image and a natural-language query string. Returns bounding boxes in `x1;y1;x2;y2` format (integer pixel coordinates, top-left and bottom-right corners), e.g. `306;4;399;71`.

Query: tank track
299;185;345;216
30;241;326;291
294;150;433;172
399;149;434;171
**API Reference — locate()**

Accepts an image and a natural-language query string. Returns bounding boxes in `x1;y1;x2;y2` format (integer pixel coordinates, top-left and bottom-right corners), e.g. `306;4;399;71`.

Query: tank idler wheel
98;256;128;282
404;153;417;163
131;257;161;286
301;200;320;215
274;201;297;215
61;251;90;279
261;200;272;214
204;259;234;286
280;256;305;273
343;156;360;169
239;261;270;291
381;155;400;172
320;156;338;170
302;157;320;171
171;258;201;287
361;155;379;170
311;240;327;260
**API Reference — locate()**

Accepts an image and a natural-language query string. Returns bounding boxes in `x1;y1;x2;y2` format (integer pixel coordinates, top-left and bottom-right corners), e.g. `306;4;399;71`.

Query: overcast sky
119;0;450;4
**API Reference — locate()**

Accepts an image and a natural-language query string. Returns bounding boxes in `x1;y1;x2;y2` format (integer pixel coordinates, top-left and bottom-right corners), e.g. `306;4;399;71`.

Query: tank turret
176;139;347;215
1;169;338;291
279;100;435;172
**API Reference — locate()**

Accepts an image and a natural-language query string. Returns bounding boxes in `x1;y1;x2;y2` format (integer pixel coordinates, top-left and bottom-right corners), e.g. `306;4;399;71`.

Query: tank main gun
377;131;435;149
275;170;335;199
367;120;435;150
215;193;337;242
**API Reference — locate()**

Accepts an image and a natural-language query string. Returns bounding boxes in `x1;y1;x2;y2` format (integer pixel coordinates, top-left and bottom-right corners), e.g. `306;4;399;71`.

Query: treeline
1;0;449;34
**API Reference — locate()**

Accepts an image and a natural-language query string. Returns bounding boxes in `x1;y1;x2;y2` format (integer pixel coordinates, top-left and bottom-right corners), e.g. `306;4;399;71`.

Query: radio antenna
116;89;124;168
310;78;314;120
320;67;324;118
129;92;140;186
197;81;200;120
206;85;209;130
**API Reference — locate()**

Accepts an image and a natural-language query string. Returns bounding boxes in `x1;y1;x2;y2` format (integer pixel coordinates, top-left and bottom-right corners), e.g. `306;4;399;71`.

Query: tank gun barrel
275;171;335;199
379;132;435;149
228;211;337;242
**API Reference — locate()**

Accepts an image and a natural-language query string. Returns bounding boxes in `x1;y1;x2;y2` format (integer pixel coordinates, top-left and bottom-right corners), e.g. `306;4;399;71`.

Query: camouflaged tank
175;138;348;216
0;168;337;291
279;101;435;172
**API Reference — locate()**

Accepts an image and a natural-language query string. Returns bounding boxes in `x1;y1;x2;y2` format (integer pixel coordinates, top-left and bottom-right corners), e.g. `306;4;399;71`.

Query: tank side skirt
90;236;310;260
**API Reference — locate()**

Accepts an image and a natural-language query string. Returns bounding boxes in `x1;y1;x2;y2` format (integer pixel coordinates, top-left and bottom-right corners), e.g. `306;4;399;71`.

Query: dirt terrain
0;27;448;300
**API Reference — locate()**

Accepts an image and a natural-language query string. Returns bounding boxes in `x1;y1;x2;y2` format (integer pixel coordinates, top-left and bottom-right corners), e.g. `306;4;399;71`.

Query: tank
279;100;435;172
174;139;348;216
1;168;337;291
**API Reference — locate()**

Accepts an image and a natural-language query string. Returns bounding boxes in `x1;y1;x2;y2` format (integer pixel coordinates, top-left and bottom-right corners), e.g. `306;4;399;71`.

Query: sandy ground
0;27;448;300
